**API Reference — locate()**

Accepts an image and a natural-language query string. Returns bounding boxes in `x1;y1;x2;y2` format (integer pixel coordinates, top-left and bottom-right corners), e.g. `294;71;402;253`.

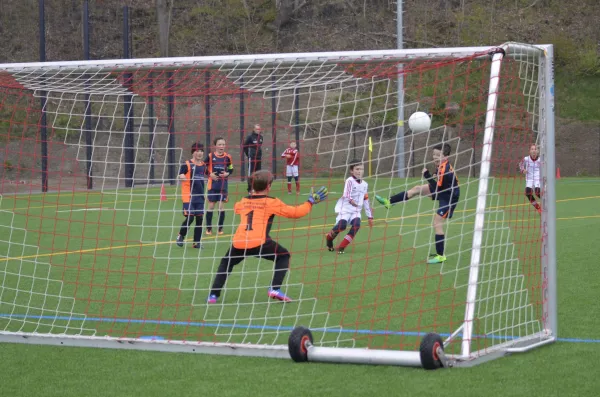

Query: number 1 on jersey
246;210;254;231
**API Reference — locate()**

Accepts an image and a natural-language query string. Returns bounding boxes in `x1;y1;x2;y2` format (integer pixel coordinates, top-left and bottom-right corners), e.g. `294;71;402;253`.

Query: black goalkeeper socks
435;234;445;256
218;211;226;230
390;191;408;204
206;211;213;230
193;216;204;243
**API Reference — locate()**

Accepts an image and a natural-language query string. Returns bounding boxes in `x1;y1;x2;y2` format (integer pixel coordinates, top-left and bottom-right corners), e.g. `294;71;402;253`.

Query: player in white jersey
325;161;374;254
518;143;542;214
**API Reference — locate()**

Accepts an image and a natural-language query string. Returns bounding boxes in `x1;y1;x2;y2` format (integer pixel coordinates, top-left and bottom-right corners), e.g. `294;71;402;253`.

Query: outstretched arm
271;199;313;219
271;187;328;218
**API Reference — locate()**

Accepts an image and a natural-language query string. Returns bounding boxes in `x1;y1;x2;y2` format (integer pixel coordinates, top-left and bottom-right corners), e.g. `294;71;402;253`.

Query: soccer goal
0;42;556;368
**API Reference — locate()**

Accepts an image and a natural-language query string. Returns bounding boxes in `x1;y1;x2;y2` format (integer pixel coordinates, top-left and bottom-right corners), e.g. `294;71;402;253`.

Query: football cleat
207;294;218;304
375;195;391;210
427;254;447;264
176;234;184;247
205;229;212;235
326;237;334;252
192;243;203;249
268;288;292;302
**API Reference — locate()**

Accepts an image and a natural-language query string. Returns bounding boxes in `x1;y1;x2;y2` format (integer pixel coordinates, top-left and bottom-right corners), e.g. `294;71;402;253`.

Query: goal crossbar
0;43;546;73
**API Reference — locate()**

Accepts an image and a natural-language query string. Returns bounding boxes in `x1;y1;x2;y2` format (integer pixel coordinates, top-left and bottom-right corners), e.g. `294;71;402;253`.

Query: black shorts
207;189;228;203
226;239;290;266
436;196;459;219
183;201;204;216
525;187;541;197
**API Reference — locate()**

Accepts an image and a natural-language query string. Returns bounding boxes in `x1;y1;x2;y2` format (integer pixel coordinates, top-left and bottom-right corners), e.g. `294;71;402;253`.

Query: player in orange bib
207;170;328;303
175;142;208;249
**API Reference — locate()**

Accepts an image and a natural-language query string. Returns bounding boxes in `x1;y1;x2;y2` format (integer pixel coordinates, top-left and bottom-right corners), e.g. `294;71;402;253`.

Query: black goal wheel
288;326;313;362
419;332;444;370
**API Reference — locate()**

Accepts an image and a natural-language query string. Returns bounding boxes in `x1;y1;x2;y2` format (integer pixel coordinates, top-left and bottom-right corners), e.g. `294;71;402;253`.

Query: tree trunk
155;0;172;57
275;0;306;29
274;0;293;29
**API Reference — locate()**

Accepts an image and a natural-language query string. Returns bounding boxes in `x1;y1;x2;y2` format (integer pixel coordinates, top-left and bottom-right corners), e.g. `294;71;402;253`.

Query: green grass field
0;177;599;396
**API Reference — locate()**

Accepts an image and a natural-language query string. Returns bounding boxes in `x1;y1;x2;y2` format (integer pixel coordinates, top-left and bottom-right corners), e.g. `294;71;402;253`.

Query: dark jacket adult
243;132;264;161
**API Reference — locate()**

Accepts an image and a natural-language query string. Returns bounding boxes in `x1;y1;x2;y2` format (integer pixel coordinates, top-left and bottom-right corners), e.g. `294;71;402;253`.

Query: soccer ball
408;112;432;133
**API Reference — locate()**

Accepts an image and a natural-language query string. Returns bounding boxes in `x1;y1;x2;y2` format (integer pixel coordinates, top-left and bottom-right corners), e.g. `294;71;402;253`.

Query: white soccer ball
408;112;432;133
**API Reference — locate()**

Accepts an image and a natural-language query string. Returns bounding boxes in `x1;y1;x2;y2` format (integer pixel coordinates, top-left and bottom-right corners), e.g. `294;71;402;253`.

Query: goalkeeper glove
307;186;328;205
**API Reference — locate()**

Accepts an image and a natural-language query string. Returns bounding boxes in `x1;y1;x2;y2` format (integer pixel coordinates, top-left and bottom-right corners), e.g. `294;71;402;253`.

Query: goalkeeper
207;170;328;304
375;143;460;264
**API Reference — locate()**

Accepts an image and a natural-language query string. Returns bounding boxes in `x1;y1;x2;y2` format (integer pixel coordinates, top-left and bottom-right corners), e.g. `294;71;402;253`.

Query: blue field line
2;313;599;344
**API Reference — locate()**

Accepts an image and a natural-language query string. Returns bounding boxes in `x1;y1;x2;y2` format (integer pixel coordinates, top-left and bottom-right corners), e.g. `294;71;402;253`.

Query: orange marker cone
160;184;167;201
556;167;561;179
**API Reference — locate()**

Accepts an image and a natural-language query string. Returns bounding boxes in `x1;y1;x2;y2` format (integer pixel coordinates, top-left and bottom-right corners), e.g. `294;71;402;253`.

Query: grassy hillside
1;0;598;121
0;0;598;176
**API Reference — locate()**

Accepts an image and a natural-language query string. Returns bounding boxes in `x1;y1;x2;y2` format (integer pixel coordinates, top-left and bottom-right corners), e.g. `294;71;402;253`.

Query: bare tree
274;0;306;30
155;0;173;57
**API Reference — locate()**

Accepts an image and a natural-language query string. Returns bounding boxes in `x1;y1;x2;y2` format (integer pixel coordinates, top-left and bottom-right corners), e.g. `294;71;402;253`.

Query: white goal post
0;42;556;368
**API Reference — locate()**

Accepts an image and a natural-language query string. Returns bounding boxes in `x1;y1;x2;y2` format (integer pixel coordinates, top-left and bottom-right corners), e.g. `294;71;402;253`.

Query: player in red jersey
281;141;300;194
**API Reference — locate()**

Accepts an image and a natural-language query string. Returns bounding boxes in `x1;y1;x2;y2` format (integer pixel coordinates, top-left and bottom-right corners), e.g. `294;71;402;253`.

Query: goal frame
0;42;557;368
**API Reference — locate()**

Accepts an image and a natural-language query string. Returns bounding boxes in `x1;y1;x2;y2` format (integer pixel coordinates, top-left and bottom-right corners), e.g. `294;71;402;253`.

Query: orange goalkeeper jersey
232;195;312;249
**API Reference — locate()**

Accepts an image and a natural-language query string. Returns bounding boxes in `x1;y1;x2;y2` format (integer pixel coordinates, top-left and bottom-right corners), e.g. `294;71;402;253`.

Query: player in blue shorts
375;143;460;264
204;137;234;235
175;142;208;249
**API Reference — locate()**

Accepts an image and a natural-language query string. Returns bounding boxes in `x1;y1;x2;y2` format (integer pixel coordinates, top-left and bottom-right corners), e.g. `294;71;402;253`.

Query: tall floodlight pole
39;0;48;192
83;0;93;189
396;0;405;178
